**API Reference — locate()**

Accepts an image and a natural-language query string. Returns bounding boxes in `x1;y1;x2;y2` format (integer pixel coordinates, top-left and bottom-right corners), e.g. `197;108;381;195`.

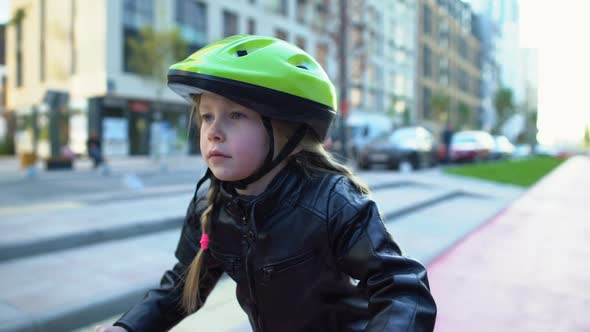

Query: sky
1;0;588;145
518;0;590;146
0;0;7;23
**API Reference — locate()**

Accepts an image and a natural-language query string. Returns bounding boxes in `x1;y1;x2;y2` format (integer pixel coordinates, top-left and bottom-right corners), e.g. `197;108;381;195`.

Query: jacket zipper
261;250;314;282
243;212;264;332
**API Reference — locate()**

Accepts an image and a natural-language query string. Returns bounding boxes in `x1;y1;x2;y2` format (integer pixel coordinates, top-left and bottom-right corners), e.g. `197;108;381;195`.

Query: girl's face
198;93;269;182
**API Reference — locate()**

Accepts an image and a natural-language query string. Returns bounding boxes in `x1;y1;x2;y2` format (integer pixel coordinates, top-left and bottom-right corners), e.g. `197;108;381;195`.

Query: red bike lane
428;156;590;332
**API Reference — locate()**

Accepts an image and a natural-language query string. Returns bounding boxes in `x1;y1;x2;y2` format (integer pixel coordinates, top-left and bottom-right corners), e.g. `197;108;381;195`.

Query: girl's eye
230;112;245;119
201;113;213;122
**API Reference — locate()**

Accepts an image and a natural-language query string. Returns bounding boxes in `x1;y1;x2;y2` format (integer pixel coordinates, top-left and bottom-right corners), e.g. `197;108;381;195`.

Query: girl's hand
94;325;127;332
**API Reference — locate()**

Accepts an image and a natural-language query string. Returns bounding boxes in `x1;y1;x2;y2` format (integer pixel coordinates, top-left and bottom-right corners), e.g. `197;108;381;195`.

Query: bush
0;139;15;155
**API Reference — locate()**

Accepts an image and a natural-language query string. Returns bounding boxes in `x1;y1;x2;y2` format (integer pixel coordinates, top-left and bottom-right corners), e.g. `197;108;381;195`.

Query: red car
449;131;495;163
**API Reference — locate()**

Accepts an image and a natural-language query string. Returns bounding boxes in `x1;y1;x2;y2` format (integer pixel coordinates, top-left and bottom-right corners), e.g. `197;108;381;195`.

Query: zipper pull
262;266;274;282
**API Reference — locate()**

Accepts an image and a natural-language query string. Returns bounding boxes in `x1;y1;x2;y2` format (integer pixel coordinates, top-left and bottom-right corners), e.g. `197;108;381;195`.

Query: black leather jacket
115;162;436;332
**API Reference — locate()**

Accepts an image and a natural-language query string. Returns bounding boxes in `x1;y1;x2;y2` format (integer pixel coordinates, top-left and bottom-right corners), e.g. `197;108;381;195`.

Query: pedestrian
442;123;454;163
86;131;103;168
95;35;436;332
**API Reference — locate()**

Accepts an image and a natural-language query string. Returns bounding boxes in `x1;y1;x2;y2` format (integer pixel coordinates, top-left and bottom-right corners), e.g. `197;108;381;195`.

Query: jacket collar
219;161;303;222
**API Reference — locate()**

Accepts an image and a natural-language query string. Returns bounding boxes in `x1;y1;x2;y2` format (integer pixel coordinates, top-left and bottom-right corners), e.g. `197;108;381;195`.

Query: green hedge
444;156;566;187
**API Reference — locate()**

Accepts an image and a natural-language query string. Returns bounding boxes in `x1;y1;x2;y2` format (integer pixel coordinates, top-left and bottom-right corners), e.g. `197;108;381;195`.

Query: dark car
357;126;438;170
449;130;495;163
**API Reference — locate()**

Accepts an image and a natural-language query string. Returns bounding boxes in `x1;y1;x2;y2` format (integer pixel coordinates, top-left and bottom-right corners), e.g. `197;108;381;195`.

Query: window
223;10;238;37
351;58;362;83
0;25;5;65
247;18;256;34
315;0;330;26
16;13;23;87
352;25;363;49
176;0;207;52
275;28;288;41
423;4;431;35
296;0;306;23
423;87;432;119
395;75;405;96
423;45;432;78
351;0;362;21
439;58;449;85
279;0;289;16
367;64;376;83
296;36;306;51
40;0;46;81
351;87;362;108
460;69;468;92
439;19;449;48
123;0;154;29
71;0;77;74
315;43;327;68
122;0;155;73
266;0;288;16
459;37;468;59
395;49;407;66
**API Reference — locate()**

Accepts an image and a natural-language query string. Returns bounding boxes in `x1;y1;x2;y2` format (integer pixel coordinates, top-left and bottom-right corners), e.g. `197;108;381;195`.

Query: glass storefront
14;96;194;158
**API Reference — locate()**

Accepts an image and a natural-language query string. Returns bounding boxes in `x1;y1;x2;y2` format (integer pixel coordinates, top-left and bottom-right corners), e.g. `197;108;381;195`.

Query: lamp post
338;0;349;161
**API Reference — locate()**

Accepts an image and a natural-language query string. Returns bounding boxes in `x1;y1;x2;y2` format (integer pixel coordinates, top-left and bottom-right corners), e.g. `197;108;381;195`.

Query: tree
493;87;514;132
526;109;538;151
584;125;590;150
127;26;188;162
431;92;450;125
457;102;472;129
127;26;188;117
9;8;26;26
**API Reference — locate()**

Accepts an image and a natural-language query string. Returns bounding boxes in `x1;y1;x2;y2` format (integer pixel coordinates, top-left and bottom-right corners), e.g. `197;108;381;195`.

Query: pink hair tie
200;234;210;250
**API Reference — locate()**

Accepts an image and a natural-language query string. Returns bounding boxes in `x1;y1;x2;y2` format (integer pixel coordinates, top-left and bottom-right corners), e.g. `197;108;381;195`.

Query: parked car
357;126;438;170
346;112;393;160
512;144;532;158
490;135;515;160
449;130;495;163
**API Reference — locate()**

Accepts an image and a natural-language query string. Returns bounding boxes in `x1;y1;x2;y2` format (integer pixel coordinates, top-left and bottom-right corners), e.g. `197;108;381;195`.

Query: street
0;156;524;331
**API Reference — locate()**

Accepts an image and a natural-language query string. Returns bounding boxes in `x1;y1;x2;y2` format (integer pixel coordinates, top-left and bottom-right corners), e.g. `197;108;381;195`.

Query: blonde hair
181;97;369;313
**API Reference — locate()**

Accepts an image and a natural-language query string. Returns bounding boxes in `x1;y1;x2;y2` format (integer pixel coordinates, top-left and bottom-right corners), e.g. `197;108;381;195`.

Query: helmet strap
192;167;213;205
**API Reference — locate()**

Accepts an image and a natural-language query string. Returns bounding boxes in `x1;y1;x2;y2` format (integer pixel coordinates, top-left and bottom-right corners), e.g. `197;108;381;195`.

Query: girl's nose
207;122;225;142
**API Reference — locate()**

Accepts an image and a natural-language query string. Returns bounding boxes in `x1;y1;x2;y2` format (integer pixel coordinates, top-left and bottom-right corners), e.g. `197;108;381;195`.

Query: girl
96;35;436;332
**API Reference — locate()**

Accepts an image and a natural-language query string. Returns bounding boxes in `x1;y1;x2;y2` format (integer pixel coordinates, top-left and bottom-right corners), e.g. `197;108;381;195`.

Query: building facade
0;23;7;144
347;0;418;126
416;0;482;133
471;0;538;138
5;0;339;158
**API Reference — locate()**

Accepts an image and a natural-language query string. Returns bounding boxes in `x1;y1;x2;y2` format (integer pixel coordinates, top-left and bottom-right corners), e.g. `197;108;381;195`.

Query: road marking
0;201;85;216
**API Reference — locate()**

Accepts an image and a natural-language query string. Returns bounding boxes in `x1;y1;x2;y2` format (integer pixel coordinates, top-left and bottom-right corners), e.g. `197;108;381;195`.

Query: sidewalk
428;155;590;331
0;155;206;182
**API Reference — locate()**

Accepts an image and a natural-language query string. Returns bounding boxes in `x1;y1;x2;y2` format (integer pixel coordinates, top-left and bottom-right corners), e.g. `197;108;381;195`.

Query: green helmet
168;34;337;141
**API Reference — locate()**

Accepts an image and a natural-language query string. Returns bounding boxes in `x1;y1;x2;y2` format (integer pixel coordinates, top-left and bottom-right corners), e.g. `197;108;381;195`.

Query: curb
0;283;155;332
381;189;486;222
0;217;183;262
1;180;422;262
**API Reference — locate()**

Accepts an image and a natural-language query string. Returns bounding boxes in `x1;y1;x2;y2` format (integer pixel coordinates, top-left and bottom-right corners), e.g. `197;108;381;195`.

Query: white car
491;135;515;160
449;131;495;163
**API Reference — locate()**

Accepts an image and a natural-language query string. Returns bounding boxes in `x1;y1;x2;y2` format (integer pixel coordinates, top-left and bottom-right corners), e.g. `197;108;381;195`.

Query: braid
182;177;219;313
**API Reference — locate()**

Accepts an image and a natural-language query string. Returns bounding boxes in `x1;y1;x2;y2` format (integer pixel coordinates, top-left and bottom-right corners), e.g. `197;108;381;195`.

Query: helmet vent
236;50;248;57
296;64;309;70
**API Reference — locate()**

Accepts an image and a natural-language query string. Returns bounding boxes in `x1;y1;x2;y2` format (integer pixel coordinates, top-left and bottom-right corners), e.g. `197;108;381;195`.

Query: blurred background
0;0;588;331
